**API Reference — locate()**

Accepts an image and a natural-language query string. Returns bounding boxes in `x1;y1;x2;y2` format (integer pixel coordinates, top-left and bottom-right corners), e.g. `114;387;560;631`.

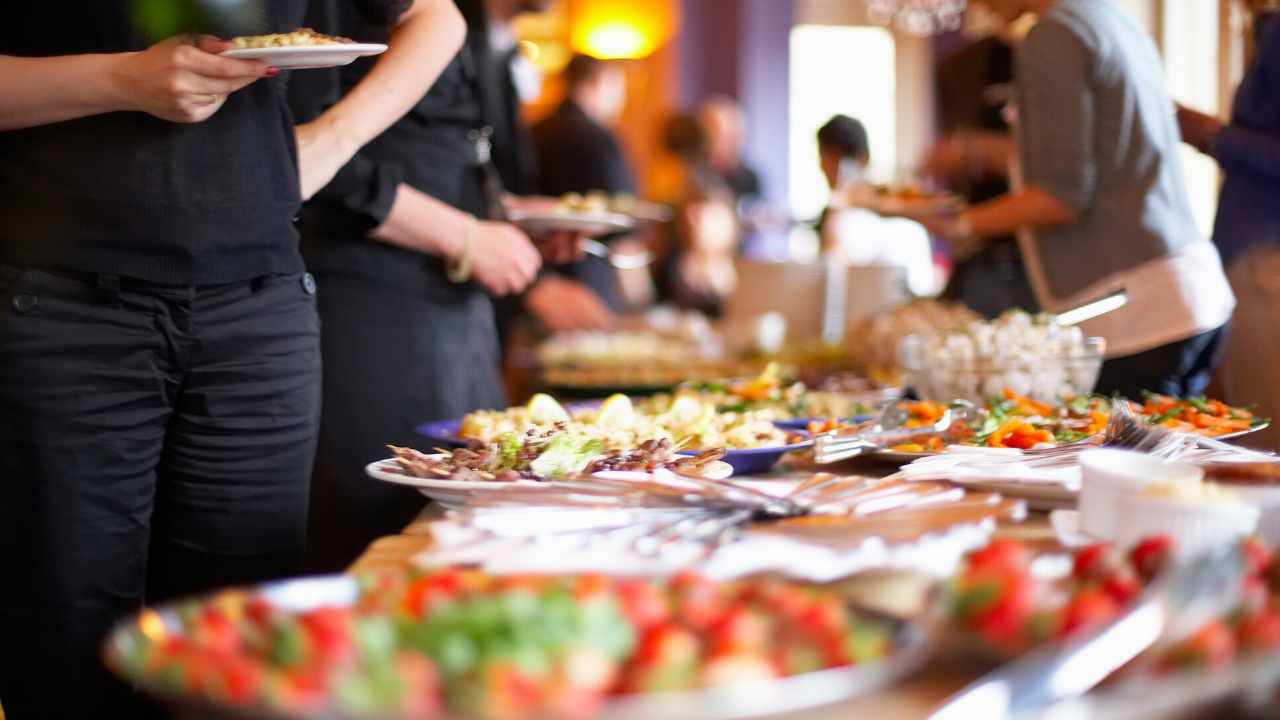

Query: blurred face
702;103;745;171
594;66;627;122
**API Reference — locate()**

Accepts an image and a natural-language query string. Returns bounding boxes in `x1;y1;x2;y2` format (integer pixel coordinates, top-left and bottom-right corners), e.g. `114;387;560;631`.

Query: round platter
103;575;933;720
221;43;388;69
508;210;635;237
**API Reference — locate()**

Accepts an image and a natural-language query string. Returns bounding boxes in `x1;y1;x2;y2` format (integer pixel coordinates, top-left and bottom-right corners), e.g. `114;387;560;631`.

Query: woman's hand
468;221;542;296
1176;104;1224;155
524;275;615;331
110;35;274;123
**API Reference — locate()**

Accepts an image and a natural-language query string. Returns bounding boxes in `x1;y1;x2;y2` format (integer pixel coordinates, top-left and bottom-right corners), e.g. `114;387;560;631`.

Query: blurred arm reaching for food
295;0;465;198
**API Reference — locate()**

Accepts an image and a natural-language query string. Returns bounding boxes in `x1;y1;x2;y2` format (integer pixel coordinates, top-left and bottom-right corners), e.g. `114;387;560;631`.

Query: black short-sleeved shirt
0;1;310;285
289;0;488;296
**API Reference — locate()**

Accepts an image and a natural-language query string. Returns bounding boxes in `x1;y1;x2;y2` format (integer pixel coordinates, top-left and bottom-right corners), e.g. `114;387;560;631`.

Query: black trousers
1095;325;1228;399
0;267;321;719
305;272;505;573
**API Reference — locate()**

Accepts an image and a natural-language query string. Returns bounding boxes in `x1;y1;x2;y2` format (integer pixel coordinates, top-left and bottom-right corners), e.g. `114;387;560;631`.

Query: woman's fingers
178;43;273;80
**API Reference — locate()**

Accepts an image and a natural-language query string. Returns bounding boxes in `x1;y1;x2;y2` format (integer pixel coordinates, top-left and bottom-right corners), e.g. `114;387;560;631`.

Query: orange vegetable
988;420;1054;450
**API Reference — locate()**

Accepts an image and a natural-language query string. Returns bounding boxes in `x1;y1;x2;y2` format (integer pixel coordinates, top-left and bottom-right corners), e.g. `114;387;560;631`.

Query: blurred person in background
925;0;1235;398
0;1;452;715
290;0;545;572
699;95;764;205
1178;0;1280;449
924;4;1039;316
817;114;940;297
466;0;615;334
652;113;741;316
531;53;635;325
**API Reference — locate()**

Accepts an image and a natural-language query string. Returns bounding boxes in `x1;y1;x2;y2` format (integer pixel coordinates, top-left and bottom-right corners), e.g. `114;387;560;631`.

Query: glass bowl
899;334;1106;403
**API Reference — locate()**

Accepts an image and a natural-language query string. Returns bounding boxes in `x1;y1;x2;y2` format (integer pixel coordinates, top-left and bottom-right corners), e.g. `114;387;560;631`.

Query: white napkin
899;447;1082;490
413;507;988;581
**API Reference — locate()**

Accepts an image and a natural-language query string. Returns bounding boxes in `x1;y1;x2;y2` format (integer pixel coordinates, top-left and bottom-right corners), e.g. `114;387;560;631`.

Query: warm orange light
570;1;674;60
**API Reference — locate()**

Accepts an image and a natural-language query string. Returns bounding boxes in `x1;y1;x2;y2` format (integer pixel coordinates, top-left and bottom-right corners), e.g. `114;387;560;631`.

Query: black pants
0;267;321;719
1096;325;1228;398
305;272;505;573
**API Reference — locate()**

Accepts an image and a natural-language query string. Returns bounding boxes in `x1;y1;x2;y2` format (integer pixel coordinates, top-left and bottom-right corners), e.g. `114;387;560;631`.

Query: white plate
366;457;735;508
509;210;635;237
221;43;387;69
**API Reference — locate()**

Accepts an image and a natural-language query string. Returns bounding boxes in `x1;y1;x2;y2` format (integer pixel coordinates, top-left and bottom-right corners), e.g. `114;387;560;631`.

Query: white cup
1078;449;1203;541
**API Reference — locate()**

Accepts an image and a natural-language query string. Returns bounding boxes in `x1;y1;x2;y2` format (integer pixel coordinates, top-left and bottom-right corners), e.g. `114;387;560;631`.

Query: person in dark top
698;95;765;205
925;27;1039;317
534;55;636;197
462;0;546;195
0;1;442;716
529;54;635;315
290;0;545;573
1178;0;1280;450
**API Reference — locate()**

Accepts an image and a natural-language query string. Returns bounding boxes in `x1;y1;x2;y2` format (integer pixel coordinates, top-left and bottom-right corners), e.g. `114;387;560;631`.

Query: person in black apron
0;3;468;716
290;0;545;573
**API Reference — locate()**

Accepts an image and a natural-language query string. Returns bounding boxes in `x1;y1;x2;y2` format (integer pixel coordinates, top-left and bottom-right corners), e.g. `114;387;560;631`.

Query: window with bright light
788;25;897;221
1162;0;1221;239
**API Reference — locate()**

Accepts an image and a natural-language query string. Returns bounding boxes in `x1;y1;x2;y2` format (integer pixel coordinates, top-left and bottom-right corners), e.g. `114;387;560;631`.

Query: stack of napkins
413;506;988;581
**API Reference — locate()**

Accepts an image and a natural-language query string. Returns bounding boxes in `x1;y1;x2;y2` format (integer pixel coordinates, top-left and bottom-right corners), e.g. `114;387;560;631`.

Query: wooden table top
348;457;1058;719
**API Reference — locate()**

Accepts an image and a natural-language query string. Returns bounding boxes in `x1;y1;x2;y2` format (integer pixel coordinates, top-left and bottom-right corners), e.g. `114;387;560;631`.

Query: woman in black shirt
0;2;461;717
290;0;545;573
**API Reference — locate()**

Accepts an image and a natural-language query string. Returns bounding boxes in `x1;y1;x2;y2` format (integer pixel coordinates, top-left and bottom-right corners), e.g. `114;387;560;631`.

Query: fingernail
265;67;280;76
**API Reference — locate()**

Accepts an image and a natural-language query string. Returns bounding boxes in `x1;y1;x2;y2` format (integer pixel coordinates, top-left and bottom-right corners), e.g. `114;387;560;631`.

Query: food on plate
806;389;1258;457
388;434;727;482
947;535;1280;673
111;570;899;718
459;392;794;452
1137;393;1263;437
230;28;354;48
646;363;876;423
553;191;637;216
900;309;1104;403
1204;462;1280;485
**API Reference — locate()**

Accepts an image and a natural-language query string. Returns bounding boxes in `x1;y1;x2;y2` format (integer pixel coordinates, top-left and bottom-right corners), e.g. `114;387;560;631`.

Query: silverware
813;401;979;464
929;543;1247;720
1055;289;1128;326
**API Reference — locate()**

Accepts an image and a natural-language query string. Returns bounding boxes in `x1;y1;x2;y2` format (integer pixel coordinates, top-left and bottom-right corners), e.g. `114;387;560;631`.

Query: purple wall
676;0;794;208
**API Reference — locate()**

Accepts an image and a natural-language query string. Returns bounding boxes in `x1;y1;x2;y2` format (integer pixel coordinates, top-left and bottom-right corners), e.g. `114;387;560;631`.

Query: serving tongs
812;401;980;464
929;542;1247;720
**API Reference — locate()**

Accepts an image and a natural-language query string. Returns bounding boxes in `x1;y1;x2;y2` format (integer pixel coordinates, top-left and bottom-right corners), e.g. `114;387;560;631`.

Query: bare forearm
0;54;130;130
308;0;465;150
370;184;467;259
964;186;1077;238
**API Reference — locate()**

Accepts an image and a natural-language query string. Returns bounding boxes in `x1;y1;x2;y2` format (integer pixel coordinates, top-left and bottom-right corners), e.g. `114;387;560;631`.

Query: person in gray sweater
925;0;1235;398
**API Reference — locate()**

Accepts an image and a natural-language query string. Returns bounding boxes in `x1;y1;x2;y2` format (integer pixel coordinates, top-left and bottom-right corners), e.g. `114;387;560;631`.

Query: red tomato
1238;610;1280;654
1101;572;1142;606
633;623;700;668
194;607;241;656
615;579;669;630
960;571;1038;646
709;606;771;655
298;607;355;667
478;661;543;719
1072;543;1122;582
670;572;724;630
1129;535;1175;582
217;655;263;704
402;571;465;619
1057;588;1120;640
1242;537;1274;577
966;539;1032;577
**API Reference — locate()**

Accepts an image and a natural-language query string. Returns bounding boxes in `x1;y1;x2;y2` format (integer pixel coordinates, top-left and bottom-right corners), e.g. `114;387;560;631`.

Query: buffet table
348;459;1057;719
